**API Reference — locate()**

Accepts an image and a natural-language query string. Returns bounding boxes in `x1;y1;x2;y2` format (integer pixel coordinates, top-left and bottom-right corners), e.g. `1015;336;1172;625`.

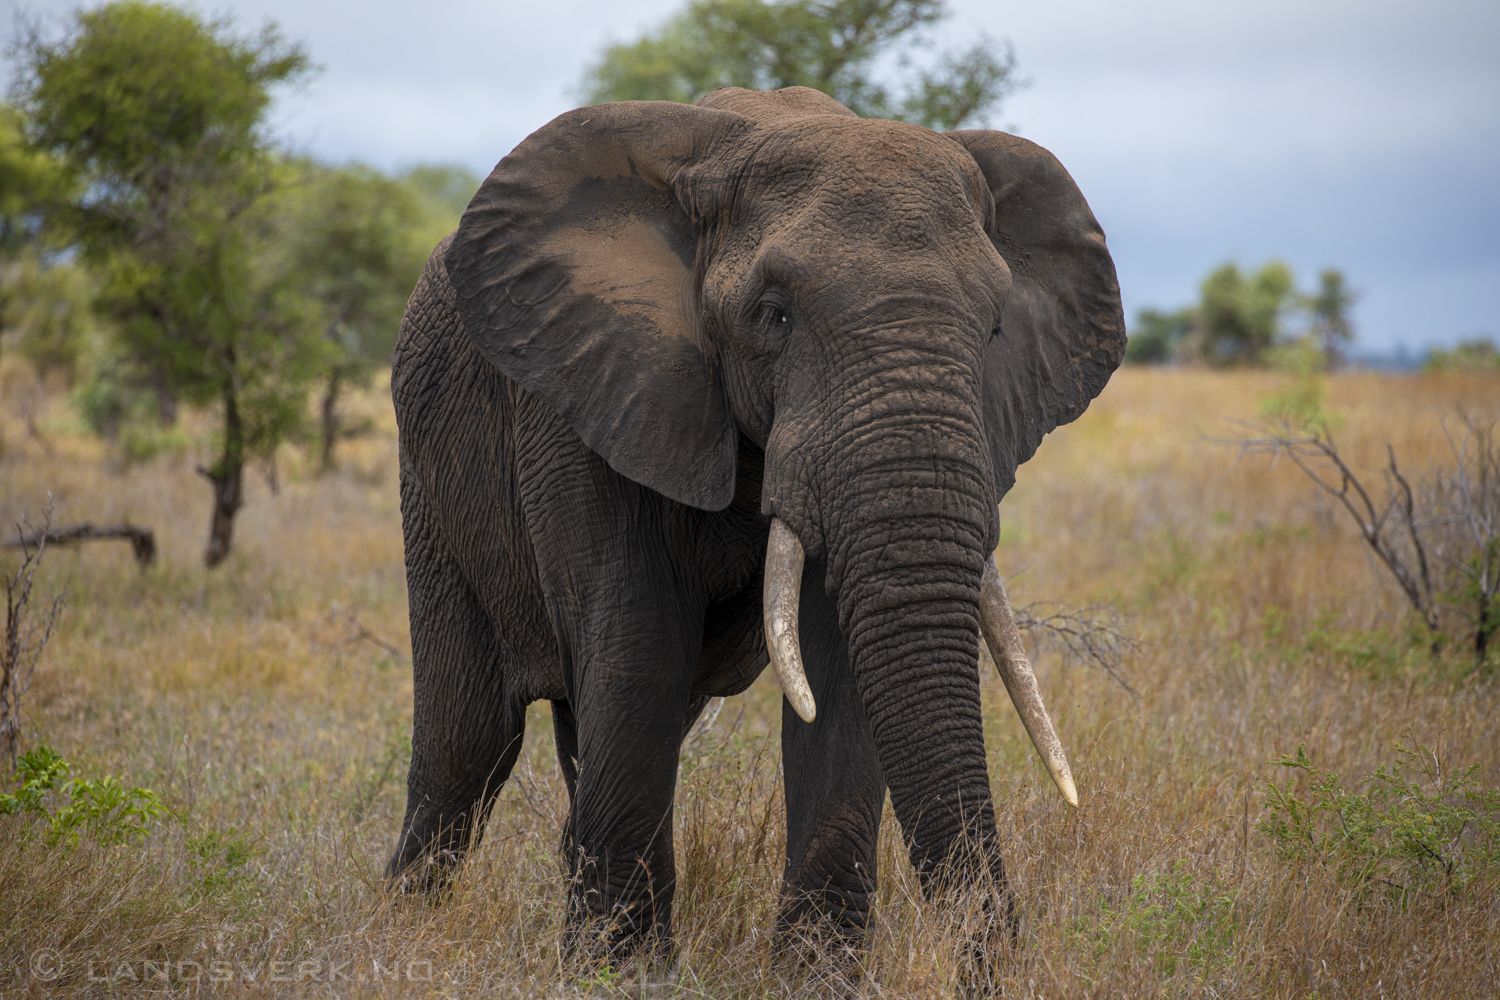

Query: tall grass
1;358;1496;997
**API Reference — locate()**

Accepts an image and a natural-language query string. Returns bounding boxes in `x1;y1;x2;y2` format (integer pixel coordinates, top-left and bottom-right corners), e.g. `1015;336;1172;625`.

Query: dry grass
0;358;1496;997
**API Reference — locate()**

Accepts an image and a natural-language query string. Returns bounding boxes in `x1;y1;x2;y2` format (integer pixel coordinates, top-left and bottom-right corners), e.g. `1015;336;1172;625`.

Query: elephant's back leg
387;466;527;886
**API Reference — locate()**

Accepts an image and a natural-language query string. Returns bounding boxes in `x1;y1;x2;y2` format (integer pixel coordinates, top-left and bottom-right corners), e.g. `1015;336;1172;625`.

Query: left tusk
978;556;1079;808
764;517;817;723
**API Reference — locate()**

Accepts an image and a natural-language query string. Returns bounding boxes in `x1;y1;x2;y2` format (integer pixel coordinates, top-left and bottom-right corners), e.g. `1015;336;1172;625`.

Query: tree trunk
319;370;341;475
152;366;178;427
201;388;244;568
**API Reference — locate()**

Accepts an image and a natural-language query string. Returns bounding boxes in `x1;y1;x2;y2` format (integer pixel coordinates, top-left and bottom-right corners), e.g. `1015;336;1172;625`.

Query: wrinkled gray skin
388;87;1124;960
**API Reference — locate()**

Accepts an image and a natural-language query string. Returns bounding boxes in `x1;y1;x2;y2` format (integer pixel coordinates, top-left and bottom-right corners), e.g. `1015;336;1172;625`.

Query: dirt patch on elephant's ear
696;86;858;123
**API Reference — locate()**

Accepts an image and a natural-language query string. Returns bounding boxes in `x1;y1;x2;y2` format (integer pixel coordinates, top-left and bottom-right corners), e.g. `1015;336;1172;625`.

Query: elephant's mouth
762;515;1078;807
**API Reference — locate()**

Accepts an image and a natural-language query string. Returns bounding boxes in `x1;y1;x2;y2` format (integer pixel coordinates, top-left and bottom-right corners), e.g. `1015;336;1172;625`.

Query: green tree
1132;262;1359;368
1426;337;1500;373
1;102;79;371
400;163;482;223
280;164;434;472
11;0;323;566
3;254;100;385
0;103;64;257
1124;307;1192;365
581;0;1020;130
1305;268;1355;369
1185;261;1296;367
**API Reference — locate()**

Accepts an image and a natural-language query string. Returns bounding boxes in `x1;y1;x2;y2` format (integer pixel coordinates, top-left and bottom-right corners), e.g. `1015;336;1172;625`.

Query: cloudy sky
5;0;1496;354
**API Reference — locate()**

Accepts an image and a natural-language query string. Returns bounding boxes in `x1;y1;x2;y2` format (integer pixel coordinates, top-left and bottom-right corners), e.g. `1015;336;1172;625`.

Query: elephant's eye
756;301;793;339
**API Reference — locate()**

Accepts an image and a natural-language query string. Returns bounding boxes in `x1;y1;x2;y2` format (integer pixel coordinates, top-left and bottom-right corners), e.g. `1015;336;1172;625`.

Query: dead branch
3;500;66;771
3;522;156;568
1015;601;1139;696
333;609;409;665
1224;409;1500;662
1224;420;1442;636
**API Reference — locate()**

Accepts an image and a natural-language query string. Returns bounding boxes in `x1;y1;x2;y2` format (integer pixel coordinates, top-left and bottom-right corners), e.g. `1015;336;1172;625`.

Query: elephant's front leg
556;571;701;959
778;559;886;942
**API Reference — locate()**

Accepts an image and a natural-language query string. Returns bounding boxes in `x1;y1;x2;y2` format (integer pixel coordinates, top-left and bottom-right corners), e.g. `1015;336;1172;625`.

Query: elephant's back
393;233;559;680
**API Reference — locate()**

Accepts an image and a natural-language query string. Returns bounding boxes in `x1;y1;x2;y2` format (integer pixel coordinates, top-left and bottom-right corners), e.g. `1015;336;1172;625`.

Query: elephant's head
446;87;1123;884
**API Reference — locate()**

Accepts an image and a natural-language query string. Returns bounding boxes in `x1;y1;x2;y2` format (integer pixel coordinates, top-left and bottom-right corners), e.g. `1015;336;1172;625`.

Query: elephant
387;85;1124;964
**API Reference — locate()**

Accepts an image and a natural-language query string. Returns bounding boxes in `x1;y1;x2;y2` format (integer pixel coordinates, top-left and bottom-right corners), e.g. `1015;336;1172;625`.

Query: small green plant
573;963;624;989
0;742;69;813
1081;861;1238;979
1125;862;1237;977
1260;738;1500;901
186;825;264;903
0;744;165;845
1258;335;1339;431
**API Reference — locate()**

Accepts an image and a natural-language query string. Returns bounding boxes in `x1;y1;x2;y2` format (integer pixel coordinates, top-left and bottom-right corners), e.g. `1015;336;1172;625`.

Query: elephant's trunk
763;323;1014;886
832;509;999;883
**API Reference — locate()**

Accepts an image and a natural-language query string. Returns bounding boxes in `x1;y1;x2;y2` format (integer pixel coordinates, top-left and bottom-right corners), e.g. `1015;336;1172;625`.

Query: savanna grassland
1;359;1496;998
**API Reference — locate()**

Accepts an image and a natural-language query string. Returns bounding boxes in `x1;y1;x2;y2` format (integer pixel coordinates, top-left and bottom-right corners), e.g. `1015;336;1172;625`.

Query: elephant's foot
770;924;868;998
385;798;486;896
562;854;675;969
774;893;872;949
928;878;1020;999
385;844;466;898
567;951;680;998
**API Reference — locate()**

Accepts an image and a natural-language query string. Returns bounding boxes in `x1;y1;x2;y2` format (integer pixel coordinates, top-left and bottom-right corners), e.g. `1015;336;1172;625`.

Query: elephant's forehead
743;117;985;214
735;118;990;254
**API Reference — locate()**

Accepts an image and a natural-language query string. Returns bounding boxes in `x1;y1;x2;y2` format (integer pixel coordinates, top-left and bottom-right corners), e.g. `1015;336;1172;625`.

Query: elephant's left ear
947;130;1126;500
446;103;754;511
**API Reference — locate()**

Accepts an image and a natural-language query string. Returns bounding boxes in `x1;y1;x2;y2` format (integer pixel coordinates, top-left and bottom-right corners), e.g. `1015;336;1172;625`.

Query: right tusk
764;517;817;723
978;556;1079;808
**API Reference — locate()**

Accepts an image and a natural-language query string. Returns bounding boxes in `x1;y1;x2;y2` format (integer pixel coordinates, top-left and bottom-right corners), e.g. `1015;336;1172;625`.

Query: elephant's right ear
447;102;754;511
947;130;1126;500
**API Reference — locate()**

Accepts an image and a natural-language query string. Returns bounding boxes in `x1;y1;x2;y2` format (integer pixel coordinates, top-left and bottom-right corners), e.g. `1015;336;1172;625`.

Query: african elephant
388;86;1124;961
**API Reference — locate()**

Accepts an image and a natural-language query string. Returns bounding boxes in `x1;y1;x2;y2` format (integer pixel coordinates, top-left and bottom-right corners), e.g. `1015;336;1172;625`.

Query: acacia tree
280;164;434;472
0;102;80;376
1187;261;1296;366
581;0;1021;130
1306;268;1356;369
11;1;326;566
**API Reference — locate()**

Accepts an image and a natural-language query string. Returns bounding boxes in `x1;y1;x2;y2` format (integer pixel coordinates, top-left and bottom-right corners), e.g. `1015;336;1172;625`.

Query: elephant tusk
978;556;1079;808
764;517;817;723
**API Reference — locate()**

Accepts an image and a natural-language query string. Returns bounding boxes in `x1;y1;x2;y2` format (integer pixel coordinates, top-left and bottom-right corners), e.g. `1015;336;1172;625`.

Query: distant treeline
1126;261;1498;372
1126;262;1355;368
0;1;479;565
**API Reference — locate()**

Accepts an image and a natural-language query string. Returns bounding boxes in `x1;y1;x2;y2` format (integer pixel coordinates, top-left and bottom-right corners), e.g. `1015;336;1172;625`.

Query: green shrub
0;743;165;845
1260;737;1500;901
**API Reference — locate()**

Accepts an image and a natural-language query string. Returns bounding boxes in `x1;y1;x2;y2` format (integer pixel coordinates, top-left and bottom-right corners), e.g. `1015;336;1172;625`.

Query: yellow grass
1;359;1496;997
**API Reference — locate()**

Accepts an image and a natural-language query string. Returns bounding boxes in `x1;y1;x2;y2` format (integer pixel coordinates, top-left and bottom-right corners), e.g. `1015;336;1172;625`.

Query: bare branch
3;499;67;771
1223;408;1500;662
333;609;409;665
1386;445;1436;621
1014;601;1139;696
